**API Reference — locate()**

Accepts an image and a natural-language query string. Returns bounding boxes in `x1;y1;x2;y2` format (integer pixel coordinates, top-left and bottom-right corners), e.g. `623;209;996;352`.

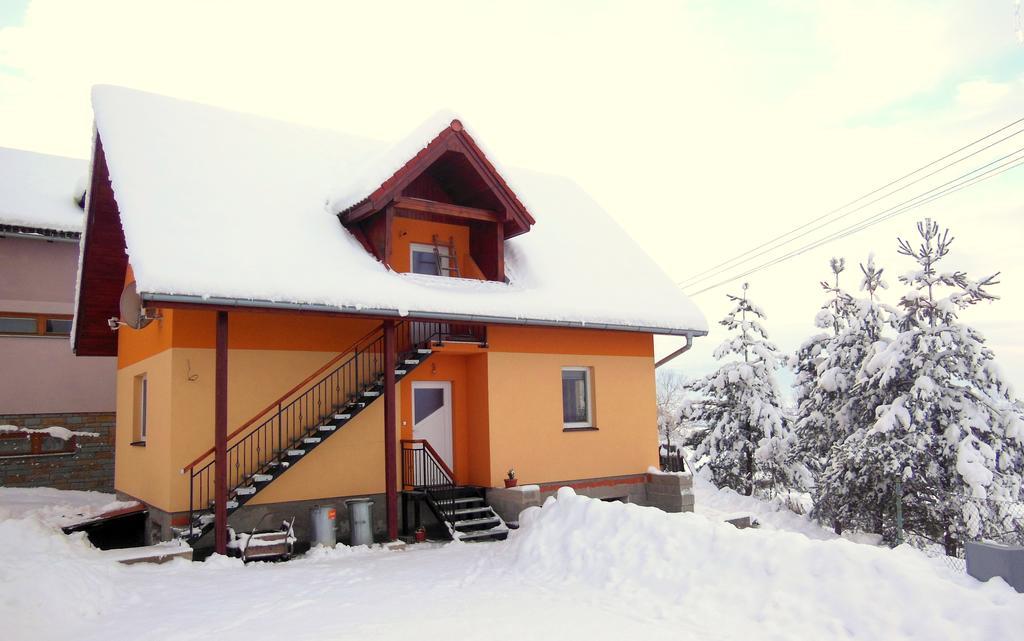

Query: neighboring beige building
0;146;116;489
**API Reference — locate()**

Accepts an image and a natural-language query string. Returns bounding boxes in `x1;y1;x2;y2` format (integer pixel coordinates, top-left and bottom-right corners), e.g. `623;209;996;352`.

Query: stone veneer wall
0;412;116;492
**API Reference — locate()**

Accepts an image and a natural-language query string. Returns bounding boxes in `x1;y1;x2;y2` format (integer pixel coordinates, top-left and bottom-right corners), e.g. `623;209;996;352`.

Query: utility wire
685;152;1024;296
679;116;1024;288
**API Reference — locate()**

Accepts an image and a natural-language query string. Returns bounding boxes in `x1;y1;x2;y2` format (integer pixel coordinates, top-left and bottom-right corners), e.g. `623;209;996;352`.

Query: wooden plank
394;197;500;222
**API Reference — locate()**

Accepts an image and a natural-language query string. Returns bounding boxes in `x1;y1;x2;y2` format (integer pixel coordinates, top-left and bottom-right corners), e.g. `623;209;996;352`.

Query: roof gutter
141;292;709;338
655;334;694;368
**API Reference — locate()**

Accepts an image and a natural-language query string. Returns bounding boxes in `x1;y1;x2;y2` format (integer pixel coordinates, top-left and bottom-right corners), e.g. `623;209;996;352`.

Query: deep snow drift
2;487;1020;641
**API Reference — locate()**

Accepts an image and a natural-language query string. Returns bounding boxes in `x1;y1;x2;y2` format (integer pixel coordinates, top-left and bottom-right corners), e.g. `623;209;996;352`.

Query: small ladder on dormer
431;234;460;278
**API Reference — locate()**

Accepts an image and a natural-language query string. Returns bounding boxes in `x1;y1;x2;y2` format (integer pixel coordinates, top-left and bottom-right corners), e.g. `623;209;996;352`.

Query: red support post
383;319;398;540
214;310;229;555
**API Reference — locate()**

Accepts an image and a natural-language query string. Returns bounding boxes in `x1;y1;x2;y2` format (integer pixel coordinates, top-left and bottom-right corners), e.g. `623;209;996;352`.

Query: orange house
72;86;707;552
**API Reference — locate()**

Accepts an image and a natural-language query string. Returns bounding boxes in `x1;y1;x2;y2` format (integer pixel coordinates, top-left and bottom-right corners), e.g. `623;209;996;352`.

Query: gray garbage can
345;498;374;546
310;505;337;548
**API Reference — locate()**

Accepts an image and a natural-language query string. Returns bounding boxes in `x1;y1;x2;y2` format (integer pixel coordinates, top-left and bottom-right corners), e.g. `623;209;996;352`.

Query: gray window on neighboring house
0;317;37;334
45;319;73;335
561;367;594;428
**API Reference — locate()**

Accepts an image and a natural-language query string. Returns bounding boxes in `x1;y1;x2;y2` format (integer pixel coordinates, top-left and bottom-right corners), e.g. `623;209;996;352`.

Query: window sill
130;440;146;447
562;426;598;432
0;333;71;339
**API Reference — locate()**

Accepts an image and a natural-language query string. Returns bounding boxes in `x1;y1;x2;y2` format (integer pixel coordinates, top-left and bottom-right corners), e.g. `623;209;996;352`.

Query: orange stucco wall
487;325;654;357
118;306;378;368
483;350;659;487
114;305;659;513
389;217;485;278
399;350;491;486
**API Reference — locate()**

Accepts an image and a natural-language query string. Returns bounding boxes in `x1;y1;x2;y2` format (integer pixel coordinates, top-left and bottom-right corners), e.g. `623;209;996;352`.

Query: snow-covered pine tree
684;283;792;496
811;254;899;535
790;258;857;486
858;219;1023;554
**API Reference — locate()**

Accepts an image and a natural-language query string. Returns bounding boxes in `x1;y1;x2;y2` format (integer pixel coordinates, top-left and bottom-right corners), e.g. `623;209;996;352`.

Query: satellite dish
119;281;153;330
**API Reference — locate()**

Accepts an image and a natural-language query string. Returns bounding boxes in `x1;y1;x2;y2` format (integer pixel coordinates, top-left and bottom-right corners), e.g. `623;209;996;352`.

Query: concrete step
456;527;509;542
454;516;501;529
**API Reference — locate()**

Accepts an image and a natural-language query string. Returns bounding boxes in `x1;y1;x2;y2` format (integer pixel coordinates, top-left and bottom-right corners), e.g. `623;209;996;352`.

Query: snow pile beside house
0;516;122;639
3;487;1021;640
508;487;1023;640
0;146;86;232
0;487;133;526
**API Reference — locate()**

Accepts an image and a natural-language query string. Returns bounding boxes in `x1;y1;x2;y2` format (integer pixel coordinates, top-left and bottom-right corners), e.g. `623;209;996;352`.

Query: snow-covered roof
90;85;707;335
0;146;87;233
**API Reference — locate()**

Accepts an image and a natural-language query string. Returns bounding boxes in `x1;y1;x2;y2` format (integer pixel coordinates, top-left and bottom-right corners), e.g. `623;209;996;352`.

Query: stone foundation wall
141;491;390;546
486;471;695;524
0;412;116;492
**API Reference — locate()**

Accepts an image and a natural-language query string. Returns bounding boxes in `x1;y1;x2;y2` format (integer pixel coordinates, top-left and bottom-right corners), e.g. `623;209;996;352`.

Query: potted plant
504;468;518;488
414;525;427;543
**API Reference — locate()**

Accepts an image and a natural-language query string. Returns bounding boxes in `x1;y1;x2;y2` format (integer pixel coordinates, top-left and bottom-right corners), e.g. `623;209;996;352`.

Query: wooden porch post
383;319;398;540
214;310;229;555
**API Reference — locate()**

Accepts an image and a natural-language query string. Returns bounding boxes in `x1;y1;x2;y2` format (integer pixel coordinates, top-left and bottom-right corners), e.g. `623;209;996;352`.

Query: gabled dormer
335;119;534;282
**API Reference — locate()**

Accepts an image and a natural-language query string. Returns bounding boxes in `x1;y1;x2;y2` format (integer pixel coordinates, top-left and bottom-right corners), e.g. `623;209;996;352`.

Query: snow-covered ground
692;470;882;545
2;486;1021;641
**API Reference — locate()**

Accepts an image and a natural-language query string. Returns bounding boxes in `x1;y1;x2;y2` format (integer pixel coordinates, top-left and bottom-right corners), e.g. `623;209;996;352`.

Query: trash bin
310;505;337;548
345;498;374;546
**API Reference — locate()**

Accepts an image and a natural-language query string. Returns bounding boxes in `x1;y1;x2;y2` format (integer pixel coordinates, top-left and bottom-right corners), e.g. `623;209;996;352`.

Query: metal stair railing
181;319;486;539
401;438;458;526
182;322;404;535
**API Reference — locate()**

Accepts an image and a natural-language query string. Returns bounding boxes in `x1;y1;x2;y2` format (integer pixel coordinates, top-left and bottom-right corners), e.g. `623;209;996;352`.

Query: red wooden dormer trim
337;120;535;239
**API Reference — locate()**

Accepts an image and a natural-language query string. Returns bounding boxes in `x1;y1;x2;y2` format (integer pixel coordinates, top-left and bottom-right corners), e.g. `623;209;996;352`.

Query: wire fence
893;486;1024;574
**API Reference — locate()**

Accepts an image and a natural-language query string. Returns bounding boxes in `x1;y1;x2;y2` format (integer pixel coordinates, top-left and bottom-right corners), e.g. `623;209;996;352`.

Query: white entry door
412;381;453;470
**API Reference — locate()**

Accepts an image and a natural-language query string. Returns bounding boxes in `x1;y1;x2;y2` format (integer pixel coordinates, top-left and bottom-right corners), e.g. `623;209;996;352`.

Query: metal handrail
183;323;386;472
401;438;459;528
402;438;455;483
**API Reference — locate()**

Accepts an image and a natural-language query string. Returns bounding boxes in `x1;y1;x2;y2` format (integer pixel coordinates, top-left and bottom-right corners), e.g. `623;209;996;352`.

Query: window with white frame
561;367;594;428
133;374;148;443
410;243;450;276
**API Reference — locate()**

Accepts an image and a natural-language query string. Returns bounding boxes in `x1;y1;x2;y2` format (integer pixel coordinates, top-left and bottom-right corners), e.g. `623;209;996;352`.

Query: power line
679;116;1024;288
685;152;1024;296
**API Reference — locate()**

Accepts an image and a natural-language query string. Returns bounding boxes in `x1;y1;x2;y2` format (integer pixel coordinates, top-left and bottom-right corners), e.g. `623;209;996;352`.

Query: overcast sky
1;1;1022;393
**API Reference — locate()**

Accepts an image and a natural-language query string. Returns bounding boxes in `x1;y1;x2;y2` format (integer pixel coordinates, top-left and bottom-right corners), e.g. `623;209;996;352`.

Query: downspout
655;334;693;369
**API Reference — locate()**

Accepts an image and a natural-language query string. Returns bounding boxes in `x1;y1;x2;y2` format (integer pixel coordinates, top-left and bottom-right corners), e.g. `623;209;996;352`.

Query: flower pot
504;478;518;488
414;528;426;543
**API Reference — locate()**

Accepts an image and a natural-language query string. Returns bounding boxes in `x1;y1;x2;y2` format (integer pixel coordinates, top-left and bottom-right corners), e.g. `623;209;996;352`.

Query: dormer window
335;119;534;284
410;242;450;276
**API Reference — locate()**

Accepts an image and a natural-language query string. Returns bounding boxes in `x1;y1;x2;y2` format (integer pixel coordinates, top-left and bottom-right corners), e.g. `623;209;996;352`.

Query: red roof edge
341;119;535;236
73;133;128;357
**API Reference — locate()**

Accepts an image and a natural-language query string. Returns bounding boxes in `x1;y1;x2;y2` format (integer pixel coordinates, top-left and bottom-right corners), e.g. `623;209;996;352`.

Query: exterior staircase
431;486;509;542
178;321;457;546
400;440;509;542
